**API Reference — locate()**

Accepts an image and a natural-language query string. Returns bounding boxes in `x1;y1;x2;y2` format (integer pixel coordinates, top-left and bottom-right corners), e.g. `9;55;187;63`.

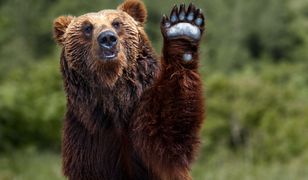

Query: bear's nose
97;31;118;49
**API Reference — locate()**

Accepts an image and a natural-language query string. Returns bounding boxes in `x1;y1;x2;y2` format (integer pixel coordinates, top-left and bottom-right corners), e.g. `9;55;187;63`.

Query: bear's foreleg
131;3;205;180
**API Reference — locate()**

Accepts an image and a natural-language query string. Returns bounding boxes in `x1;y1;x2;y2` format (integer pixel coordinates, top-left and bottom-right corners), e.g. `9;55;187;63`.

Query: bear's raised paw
161;3;205;41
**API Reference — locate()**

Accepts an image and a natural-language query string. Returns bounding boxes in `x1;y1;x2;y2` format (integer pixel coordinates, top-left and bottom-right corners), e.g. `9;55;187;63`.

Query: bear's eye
83;23;93;37
112;19;122;30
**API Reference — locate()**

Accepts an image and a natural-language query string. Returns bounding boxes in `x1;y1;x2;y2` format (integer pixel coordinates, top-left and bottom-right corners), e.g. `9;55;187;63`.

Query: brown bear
53;0;205;179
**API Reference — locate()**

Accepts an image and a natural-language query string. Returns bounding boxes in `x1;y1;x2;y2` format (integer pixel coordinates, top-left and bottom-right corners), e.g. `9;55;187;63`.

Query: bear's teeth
106;54;116;58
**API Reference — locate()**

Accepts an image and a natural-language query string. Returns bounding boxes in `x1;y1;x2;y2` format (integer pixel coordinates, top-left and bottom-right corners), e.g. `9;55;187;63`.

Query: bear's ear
53;16;73;46
117;0;147;25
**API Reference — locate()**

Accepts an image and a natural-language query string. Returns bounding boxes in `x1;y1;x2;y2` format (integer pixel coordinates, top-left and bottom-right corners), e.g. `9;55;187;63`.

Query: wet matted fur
53;0;205;179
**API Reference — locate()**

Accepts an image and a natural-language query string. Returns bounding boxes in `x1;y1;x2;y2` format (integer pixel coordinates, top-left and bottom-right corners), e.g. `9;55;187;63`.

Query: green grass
192;151;308;180
0;150;307;180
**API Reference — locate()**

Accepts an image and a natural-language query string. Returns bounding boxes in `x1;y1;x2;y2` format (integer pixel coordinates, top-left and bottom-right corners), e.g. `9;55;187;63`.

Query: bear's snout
97;30;119;60
98;31;118;49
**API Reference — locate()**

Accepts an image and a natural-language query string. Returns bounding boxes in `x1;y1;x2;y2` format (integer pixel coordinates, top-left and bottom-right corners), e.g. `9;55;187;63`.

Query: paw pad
161;3;205;41
183;53;193;62
195;18;203;26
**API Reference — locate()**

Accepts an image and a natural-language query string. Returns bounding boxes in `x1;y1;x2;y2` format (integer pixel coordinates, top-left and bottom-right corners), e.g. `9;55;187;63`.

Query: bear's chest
63;118;154;180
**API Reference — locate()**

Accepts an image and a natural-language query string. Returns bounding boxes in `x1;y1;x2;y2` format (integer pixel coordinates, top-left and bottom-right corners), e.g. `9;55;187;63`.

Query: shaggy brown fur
53;0;205;179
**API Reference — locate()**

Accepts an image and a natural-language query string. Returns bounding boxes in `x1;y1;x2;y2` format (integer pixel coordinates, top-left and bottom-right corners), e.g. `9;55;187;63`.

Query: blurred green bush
203;62;308;162
0;58;65;151
0;0;308;164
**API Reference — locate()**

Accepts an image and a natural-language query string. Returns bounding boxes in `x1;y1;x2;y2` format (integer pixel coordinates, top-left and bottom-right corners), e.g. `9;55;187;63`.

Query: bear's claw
161;3;205;41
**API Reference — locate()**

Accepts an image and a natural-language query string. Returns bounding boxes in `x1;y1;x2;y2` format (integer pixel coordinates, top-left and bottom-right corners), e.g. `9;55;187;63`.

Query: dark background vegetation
0;0;308;179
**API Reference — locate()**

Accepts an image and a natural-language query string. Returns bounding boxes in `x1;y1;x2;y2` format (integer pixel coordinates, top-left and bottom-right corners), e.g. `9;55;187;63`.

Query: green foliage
203;0;303;70
0;58;65;151
202;62;308;162
0;150;63;180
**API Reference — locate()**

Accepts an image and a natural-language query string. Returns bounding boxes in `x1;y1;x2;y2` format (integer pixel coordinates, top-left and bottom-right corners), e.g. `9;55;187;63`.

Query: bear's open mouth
100;49;118;60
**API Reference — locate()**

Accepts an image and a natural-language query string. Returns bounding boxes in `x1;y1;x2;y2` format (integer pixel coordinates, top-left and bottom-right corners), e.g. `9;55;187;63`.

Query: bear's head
53;0;148;88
